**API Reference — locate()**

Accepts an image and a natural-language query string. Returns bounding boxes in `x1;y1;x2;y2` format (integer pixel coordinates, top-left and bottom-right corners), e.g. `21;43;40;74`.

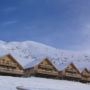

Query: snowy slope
0;40;90;71
0;76;89;90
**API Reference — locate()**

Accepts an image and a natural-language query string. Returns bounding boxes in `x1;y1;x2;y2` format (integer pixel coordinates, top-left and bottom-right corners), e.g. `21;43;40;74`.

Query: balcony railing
81;77;90;81
82;74;90;77
36;69;58;76
0;61;16;67
0;68;24;75
39;64;53;69
65;73;81;78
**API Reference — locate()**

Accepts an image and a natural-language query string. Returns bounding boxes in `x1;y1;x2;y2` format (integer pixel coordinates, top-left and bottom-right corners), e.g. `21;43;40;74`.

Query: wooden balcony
81;77;90;81
0;62;16;67
64;73;81;78
82;74;90;77
39;64;53;69
81;75;90;81
0;68;24;75
36;69;58;76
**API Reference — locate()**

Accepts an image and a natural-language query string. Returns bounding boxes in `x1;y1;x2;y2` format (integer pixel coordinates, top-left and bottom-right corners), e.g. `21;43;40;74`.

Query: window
66;70;76;74
38;66;52;71
6;61;10;64
0;65;16;70
82;75;89;78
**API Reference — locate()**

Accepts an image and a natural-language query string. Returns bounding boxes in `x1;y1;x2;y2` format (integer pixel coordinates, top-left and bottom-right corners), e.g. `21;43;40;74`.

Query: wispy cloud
3;21;17;25
82;24;90;37
69;22;90;51
1;7;16;13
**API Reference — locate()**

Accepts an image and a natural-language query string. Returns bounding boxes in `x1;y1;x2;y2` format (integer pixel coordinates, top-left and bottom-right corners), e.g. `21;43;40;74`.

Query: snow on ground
0;76;89;90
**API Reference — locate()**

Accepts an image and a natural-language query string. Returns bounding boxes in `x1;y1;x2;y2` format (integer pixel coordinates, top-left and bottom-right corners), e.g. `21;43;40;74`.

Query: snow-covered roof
0;48;32;68
24;58;44;69
0;40;89;71
25;58;71;71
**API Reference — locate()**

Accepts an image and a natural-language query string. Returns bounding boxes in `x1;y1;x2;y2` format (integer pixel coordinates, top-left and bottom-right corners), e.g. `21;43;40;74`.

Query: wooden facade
0;54;24;76
80;68;90;82
25;58;59;78
0;53;90;83
25;59;90;82
59;63;81;81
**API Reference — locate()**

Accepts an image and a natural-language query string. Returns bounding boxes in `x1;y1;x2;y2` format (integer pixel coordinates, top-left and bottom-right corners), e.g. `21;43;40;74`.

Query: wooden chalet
25;58;59;78
80;68;90;82
0;54;24;76
0;53;90;83
59;63;81;81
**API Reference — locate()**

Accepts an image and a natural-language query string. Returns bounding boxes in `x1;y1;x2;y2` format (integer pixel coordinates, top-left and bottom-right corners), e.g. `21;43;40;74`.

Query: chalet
58;63;81;81
0;54;24;76
0;53;90;83
80;68;90;82
25;58;59;78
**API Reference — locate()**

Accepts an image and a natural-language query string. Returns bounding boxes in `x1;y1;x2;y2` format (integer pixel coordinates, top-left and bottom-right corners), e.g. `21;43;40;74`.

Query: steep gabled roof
0;53;32;69
73;62;85;72
0;54;24;69
24;58;43;69
25;58;59;71
7;54;24;69
10;53;32;69
0;47;34;69
0;53;89;73
54;62;69;71
40;58;59;71
81;68;90;73
64;62;80;74
25;58;74;71
24;58;71;71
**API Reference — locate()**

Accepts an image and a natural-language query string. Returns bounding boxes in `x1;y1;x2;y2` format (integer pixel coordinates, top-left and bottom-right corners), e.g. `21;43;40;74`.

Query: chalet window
0;60;16;66
66;70;76;74
7;66;16;70
82;75;89;78
0;60;2;63
6;61;10;64
0;65;6;68
38;66;52;72
40;61;50;66
2;60;5;63
40;63;47;66
67;67;73;70
0;65;16;70
39;64;53;69
0;60;8;64
11;67;16;69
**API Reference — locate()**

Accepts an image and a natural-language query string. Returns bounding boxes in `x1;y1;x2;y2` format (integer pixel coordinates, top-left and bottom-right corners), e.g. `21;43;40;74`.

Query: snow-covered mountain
0;40;90;71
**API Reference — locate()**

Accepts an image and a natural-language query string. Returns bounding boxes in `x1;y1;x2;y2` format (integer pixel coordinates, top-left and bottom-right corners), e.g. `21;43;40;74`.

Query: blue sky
0;0;90;51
